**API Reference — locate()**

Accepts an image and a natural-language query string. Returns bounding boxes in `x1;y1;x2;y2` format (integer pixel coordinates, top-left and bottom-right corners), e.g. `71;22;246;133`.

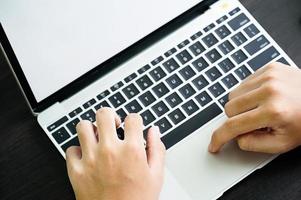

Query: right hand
209;62;301;154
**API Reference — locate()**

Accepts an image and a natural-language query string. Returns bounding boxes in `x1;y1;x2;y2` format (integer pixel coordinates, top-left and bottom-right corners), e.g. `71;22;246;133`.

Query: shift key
248;46;280;71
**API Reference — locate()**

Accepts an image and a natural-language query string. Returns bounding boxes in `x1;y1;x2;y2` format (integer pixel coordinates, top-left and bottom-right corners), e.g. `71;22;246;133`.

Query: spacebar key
161;103;222;149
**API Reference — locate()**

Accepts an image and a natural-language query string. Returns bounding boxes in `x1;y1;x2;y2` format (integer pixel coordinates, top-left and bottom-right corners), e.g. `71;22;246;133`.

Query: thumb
146;126;166;175
237;130;288;154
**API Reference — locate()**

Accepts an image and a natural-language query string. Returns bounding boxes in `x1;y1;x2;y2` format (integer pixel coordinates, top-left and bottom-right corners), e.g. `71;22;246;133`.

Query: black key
190;31;203;41
179;84;196;99
138;91;156;107
165;92;183;108
152;82;170;98
168;109;186;125
152;101;170;117
149;66;166;81
217;15;228;24
164;48;177;57
95;100;110;111
116;108;127;122
141;110;156;126
83;98;96;109
80;109;96;122
124;73;138;83
108;92;126;108
228;13;250;31
151;56;164;66
69;107;83;118
205;67;222;82
205;49;222;63
195;91;212;107
138;64;151;74
117;127;125;140
136;75;153;90
182;100;199;116
163;58;180;73
231;32;247;46
204;23;216;32
278;57;289;65
244;35;270;55
235;65;252;80
244;24;259;38
143;127;151;139
178;40;190;49
111;81;124;92
176;50;193;65
215;25;231;39
97;90;110;101
232;50;248;64
122;83;140;99
47;116;68;132
248;46;280;71
66;118;80;135
202;33;218;48
166;74;183;89
192;57;209;72
155;117;173;134
52;127;70;144
219;93;229;107
229;7;241;16
208;82;226;98
61;137;79;152
192;75;209;90
189;41;205;56
222;74;239;89
161;103;222;149
218;40;235;55
125;100;143;113
179;65;196;80
218;58;235;73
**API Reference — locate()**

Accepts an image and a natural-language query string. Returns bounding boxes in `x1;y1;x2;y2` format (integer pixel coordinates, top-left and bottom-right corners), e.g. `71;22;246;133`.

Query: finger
96;107;121;145
209;107;269;153
76;120;98;157
229;62;283;100
225;87;263;117
66;146;82;166
146;126;166;175
237;130;291;154
124;113;144;144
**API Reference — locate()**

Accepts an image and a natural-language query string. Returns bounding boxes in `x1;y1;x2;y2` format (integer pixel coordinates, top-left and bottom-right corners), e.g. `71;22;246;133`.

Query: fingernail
208;143;214;153
152;126;160;134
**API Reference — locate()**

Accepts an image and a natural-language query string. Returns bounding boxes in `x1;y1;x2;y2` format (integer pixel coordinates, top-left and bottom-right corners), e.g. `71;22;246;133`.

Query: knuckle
266;102;286;121
262;82;279;97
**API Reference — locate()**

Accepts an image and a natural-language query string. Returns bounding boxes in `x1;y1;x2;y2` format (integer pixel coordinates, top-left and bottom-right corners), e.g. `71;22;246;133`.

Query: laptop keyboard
47;7;290;152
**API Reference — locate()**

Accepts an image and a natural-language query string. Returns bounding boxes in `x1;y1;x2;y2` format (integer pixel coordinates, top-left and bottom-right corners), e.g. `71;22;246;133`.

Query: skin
66;108;166;200
209;62;301;154
66;62;301;200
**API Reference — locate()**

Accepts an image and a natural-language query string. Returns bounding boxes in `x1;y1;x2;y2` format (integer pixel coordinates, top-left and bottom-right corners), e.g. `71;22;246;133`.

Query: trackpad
165;115;274;199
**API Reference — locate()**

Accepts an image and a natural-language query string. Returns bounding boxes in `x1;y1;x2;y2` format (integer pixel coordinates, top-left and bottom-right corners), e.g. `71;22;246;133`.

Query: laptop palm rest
165;115;273;199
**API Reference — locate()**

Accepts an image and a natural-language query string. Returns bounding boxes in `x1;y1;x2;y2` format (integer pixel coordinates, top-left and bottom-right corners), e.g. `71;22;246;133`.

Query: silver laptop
0;0;296;199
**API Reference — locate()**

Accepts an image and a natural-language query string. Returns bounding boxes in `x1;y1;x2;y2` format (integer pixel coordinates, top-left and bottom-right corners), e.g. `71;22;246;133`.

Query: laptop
0;0;296;199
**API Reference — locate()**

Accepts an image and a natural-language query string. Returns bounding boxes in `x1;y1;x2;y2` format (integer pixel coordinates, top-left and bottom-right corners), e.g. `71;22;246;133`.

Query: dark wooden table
1;0;301;199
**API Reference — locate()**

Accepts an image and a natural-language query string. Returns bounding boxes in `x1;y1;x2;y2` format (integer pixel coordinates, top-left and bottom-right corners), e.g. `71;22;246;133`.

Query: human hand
66;108;166;200
209;62;301;154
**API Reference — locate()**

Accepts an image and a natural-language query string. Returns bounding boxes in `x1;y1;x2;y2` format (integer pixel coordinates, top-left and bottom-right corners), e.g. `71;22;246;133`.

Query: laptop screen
0;0;202;103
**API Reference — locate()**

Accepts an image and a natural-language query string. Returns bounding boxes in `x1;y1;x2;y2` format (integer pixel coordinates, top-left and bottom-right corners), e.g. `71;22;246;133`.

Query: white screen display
0;0;201;102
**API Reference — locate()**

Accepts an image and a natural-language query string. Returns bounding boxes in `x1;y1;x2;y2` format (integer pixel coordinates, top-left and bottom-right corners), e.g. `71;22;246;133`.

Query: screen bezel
0;0;217;113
